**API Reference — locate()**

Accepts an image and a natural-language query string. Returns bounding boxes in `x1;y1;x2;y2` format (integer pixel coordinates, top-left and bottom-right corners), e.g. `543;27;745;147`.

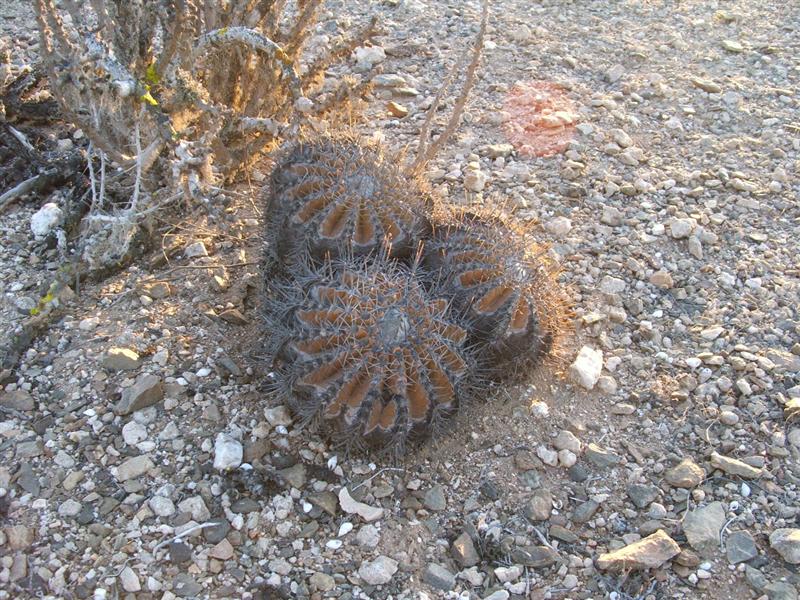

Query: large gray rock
423;563;456;591
597;530;680;570
726;530;758;564
0;389;34;411
683;502;726;556
115;374;163;415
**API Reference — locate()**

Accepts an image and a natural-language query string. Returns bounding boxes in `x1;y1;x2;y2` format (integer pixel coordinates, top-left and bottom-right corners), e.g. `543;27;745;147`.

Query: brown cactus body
422;210;563;376
266;137;432;269
265;258;476;454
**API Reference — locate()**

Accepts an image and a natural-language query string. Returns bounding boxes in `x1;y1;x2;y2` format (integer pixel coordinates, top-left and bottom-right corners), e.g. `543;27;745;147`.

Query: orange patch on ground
502;81;578;157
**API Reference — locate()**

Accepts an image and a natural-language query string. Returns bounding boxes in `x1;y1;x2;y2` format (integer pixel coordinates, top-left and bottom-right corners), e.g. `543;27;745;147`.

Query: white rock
339;487;384;522
554;430;581;453
610;129;632;148
599;276;626;294
494;565;523;583
213;433;243;471
30;203;63;237
536;445;558;467
700;326;724;341
558;449;577;467
184;241;208;258
122;421;148;445
148;496;176;518
358;555;398;585
354;46;386;70
265;405;293;427
670;218;695;239
545;216;572;236
58;499;82;517
54;450;75;468
569;346;604;390
356;524;381;547
177;496;211;521
119;567;141;593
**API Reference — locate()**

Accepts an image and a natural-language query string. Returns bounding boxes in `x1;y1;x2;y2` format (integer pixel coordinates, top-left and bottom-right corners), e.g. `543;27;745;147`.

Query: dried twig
409;0;488;175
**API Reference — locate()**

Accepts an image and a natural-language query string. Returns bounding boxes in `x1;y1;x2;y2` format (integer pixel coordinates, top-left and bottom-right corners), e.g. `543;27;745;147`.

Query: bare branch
409;0;488;175
192;26;303;100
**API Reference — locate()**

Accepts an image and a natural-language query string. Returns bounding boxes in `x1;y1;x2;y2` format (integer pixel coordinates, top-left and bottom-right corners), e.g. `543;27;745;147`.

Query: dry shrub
33;0;375;272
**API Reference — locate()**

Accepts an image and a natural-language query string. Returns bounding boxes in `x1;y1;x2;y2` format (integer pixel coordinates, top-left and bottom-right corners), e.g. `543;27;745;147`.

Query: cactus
266;136;433;270
422;209;566;377
265;256;477;455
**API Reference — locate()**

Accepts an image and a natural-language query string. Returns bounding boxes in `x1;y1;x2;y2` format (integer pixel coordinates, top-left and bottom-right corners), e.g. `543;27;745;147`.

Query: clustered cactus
262;135;568;456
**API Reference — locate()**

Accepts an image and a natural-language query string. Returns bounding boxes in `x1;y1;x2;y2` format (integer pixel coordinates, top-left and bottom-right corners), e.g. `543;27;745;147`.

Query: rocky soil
1;0;799;599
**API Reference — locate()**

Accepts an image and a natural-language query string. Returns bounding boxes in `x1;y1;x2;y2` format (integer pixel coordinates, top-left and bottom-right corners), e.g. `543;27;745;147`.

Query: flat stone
553;430;581;453
149;496;176;518
664;458;705;488
308;491;338;517
423;485;447;511
173;573;203;597
203;519;231;544
57;498;82;518
452;531;479;567
358;555;398;585
6;525;34;550
726;530;758;564
691;77;722;93
219;308;248;325
764;582;798;600
423;563;456;590
339;487;383;522
184;241;208;257
16;440;43;459
209;538;234;560
627;483;659;509
115;454;155;481
510;545;559;568
169;542;192;564
770;529;800;564
178;496;211;521
573;500;600;523
524;489;552;521
710;452;763;479
683;502;726;556
484;591;510;600
356;524;381;548
0;389;34;411
115;374;163;415
102;347;141;371
309;572;335;592
278;463;307;489
597;530;680;570
550;525;578;543
585;443;620;468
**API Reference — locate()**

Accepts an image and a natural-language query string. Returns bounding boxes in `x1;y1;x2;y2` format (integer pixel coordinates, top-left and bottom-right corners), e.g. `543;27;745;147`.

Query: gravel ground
1;1;799;599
